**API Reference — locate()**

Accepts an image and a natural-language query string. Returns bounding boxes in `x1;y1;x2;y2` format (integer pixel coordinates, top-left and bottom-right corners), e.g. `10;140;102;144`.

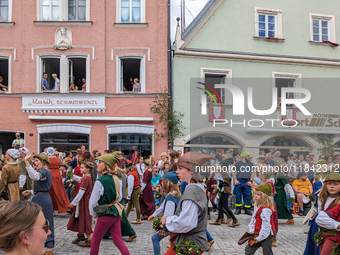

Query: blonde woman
133;78;141;92
51;74;60;92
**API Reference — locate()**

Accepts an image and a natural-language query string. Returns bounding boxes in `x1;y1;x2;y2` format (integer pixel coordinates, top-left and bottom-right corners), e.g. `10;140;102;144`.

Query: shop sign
21;94;106;113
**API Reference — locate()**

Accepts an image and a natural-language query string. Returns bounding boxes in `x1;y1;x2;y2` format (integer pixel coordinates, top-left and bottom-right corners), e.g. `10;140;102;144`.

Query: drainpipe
168;0;172;149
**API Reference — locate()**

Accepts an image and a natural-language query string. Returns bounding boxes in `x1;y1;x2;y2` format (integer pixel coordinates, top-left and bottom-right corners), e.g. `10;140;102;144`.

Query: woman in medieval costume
46;147;70;214
139;159;156;220
0;149;20;201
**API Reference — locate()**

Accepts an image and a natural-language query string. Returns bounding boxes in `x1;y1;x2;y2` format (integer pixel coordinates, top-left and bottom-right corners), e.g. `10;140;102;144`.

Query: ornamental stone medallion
54;27;72;50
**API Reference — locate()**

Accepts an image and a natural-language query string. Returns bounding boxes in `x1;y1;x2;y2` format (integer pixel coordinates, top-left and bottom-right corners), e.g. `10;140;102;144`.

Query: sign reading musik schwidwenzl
21;94;106;112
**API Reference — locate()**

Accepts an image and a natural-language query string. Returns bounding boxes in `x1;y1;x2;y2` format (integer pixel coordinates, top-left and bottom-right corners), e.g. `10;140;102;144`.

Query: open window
203;73;227;105
275;77;297;103
0;58;9;93
119;58;141;93
41;57;60;91
68;57;86;91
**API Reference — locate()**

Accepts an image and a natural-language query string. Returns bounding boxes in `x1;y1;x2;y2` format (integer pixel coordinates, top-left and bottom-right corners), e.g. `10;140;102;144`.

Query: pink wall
0;0;169;159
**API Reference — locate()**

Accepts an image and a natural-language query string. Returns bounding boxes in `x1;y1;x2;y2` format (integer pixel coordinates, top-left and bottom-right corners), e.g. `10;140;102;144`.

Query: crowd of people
0;145;340;255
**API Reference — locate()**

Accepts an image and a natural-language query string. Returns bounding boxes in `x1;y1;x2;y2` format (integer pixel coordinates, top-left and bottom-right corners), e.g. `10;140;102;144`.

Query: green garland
33;155;50;164
287;198;295;202
81;161;94;169
313;232;324;245
175;240;201;255
155;192;162;200
332;243;339;255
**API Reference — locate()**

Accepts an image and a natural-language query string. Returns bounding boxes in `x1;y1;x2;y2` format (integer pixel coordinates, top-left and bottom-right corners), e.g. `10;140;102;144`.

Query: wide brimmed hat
333;151;340;158
177;152;216;170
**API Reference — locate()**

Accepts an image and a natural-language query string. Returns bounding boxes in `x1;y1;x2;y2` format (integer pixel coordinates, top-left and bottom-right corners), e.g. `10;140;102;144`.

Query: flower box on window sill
0;22;15;27
114;23;148;28
34;21;93;26
253;36;285;42
308;41;339;47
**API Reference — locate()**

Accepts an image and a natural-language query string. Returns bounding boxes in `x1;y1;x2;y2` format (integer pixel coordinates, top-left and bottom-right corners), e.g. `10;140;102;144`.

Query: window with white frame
310;14;335;43
41;0;60;21
255;8;282;39
313;19;329;42
39;0;89;21
0;58;9;92
258;14;276;37
203;73;228;105
0;0;9;21
118;0;144;23
273;72;302;106
68;0;86;21
39;55;88;92
117;55;145;93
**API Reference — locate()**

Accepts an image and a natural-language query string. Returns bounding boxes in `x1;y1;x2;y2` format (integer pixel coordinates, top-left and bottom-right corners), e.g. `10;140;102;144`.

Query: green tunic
97;174;119;217
19;160;33;200
274;174;293;220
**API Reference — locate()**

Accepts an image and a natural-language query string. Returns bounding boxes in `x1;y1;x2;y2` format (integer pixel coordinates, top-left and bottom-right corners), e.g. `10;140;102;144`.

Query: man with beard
232;151;255;215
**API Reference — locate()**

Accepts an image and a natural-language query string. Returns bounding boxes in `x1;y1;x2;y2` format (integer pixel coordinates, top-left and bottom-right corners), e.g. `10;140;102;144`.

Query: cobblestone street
50;210;309;255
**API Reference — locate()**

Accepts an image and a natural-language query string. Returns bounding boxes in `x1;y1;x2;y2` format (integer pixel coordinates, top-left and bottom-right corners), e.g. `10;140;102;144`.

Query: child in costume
314;172;340;255
126;164;142;224
67;161;94;247
161;152;215;254
89;154;130;255
148;172;181;255
245;183;277;255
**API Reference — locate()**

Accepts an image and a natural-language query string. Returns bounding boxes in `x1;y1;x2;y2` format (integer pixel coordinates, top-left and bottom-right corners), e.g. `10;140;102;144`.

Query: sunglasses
32;219;50;233
154;171;159;173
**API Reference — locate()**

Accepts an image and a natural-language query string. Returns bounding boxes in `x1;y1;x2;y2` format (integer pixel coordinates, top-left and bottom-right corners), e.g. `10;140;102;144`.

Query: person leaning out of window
0;76;8;92
51;74;60;92
132;78;141;92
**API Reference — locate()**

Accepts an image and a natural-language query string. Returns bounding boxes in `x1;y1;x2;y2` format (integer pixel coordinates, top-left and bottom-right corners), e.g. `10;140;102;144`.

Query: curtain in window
121;0;130;22
132;0;140;22
42;0;59;21
0;0;8;22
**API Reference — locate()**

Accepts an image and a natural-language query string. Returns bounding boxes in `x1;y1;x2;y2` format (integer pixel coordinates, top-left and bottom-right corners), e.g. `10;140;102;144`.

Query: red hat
81;150;91;159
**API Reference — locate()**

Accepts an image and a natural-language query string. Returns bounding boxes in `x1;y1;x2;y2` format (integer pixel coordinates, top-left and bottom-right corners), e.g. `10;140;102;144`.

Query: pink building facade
0;0;168;159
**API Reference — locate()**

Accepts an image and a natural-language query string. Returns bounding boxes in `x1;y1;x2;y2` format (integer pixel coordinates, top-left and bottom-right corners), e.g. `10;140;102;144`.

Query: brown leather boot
272;239;277;247
223;217;232;224
125;234;137;242
283;219;294;225
78;238;91;247
130;219;142;224
72;234;85;244
228;219;240;227
209;219;221;225
207;240;214;250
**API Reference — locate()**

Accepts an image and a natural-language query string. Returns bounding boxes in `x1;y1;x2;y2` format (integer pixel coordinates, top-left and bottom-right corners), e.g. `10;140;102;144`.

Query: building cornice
175;48;340;68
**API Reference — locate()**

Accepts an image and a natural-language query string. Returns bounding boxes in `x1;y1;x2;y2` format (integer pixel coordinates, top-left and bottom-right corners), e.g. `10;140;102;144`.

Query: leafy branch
317;134;336;156
150;87;185;144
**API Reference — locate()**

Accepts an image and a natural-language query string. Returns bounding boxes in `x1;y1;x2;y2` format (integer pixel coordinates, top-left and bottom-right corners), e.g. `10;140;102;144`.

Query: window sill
42;91;59;93
253;36;285;42
308;41;339;47
0;22;15;27
34;21;93;26
114;23;148;28
69;90;87;92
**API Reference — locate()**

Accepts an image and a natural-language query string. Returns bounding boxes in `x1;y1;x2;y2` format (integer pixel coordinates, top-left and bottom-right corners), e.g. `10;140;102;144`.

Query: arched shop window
109;133;151;160
40;133;89;152
184;134;242;155
260;136;310;158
